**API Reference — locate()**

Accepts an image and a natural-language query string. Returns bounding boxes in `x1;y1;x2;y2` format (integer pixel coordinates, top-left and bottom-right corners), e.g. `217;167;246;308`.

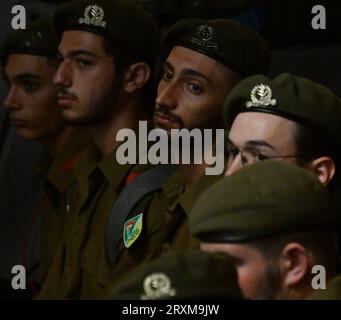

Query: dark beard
256;264;282;300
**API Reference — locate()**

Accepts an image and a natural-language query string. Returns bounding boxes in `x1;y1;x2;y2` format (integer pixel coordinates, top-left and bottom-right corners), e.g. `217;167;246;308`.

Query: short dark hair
250;228;338;272
102;37;156;115
292;122;340;190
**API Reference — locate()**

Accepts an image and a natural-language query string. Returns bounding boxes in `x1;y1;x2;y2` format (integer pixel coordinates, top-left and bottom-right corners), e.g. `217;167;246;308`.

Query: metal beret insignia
191;24;218;50
246;84;277;108
79;4;107;28
141;273;176;300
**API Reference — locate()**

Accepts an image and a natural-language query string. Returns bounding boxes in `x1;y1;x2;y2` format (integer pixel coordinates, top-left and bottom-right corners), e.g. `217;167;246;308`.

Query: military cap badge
141;273;176;300
246;84;277;108
191;24;218;50
79;4;107;28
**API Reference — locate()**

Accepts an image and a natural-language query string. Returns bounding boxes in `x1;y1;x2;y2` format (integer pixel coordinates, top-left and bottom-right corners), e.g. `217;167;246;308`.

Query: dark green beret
1;17;58;66
190;161;335;243
54;0;160;63
162;18;271;77
111;250;243;300
223;73;341;149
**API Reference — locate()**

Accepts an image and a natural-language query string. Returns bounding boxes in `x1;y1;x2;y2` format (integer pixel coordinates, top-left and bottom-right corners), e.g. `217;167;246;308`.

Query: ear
123;62;151;94
308;157;335;186
280;243;310;288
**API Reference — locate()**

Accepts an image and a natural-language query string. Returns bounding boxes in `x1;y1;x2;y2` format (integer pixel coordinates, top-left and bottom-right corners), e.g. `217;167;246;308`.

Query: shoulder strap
106;164;178;266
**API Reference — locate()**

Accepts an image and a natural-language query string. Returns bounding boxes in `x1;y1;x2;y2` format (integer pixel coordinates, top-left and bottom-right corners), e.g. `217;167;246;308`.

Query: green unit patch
123;213;143;248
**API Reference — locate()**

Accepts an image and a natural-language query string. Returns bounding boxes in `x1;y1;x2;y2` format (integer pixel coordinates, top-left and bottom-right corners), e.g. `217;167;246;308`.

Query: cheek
236;264;266;299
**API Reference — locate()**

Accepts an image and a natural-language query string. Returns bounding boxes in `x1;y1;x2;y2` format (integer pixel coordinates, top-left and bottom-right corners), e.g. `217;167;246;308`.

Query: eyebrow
245;140;277;151
59;49;100;59
13;73;42;82
228;138;277;152
163;60;212;85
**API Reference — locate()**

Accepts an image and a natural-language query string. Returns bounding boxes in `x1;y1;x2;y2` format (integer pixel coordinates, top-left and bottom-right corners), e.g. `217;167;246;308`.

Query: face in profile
3;54;66;140
54;30;120;126
200;242;282;300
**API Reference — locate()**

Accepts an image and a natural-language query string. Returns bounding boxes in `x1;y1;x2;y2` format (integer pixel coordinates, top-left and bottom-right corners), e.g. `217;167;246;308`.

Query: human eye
75;57;93;67
186;82;203;94
22;80;39;93
162;68;173;82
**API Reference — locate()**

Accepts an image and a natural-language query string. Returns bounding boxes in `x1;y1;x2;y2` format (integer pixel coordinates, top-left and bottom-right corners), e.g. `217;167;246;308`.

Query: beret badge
141;273;176;300
191;24;218;50
246;84;277;108
78;4;107;28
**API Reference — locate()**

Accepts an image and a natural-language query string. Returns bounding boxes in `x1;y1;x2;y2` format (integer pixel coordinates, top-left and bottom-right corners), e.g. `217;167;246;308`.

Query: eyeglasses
225;143;309;167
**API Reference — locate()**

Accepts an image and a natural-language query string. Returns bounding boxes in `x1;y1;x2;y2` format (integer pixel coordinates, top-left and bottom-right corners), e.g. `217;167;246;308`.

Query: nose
53;60;72;88
225;153;243;176
155;81;177;110
3;87;20;110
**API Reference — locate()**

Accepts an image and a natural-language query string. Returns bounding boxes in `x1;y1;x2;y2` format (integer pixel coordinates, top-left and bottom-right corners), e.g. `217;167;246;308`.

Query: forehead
166;45;227;79
59;30;106;54
228;112;297;145
4;54;53;78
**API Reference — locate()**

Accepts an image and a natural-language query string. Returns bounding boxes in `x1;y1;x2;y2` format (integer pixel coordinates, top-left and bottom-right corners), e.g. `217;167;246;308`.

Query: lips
58;94;77;107
10;118;27;127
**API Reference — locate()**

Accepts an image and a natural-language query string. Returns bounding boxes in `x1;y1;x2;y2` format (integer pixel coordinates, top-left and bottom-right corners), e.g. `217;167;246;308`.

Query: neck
40;126;74;158
181;163;207;187
89;98;148;157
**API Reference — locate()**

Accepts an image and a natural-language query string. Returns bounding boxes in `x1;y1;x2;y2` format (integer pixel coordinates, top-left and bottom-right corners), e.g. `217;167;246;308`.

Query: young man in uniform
36;0;161;299
190;161;338;300
144;18;270;250
1;18;90;295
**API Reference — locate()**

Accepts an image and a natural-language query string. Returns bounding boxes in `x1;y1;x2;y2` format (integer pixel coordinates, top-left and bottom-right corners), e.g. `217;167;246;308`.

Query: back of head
190;160;336;243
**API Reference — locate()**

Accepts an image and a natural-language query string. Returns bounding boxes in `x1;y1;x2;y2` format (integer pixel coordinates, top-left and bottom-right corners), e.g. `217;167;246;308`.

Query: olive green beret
162;18;271;77
54;0;160;63
223;73;341;149
1;17;58;66
190;161;335;243
111;250;243;300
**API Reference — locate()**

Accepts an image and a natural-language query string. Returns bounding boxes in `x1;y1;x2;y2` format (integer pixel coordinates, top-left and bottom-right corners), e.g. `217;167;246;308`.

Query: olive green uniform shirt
307;274;341;300
31;129;92;287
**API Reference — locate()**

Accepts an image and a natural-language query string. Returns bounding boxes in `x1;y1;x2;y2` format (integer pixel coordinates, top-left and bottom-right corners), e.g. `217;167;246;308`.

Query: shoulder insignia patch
123;213;143;248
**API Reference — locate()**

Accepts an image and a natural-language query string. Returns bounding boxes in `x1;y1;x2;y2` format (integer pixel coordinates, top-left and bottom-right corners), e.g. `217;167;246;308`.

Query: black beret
1;17;58;66
190;161;336;243
162;18;271;77
223;73;341;150
54;0;160;63
111;250;243;300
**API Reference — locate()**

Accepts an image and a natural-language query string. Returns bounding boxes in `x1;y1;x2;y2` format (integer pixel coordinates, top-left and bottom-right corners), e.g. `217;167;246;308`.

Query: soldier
145;18;270;250
223;73;341;187
36;0;161;299
1;17;91;295
222;73;341;260
111;250;243;300
190;161;339;300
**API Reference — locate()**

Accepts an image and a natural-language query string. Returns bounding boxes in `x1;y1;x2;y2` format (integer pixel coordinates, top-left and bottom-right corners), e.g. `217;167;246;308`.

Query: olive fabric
190;161;335;243
54;0;160;63
162;18;270;77
31;129;93;287
111;250;243;300
223;73;341;149
1;17;58;66
307;274;341;300
35;141;170;299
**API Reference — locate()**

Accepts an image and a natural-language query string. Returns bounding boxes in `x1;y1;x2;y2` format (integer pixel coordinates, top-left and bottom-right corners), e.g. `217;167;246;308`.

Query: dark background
0;0;340;298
